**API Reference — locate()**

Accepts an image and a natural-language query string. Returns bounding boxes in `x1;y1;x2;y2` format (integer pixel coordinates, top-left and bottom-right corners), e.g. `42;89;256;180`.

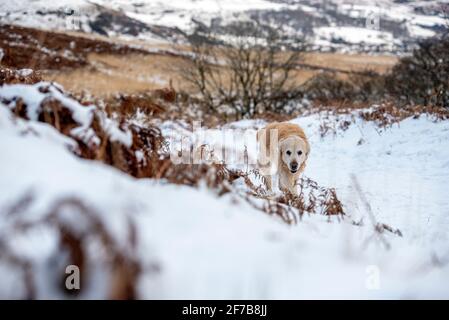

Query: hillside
1;0;448;53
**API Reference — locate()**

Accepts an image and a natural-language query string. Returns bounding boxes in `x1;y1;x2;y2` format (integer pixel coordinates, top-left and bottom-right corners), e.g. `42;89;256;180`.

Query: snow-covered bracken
1;81;449;298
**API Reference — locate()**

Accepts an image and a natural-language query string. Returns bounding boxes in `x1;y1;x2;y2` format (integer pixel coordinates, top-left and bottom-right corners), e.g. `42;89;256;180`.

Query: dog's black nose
291;162;298;170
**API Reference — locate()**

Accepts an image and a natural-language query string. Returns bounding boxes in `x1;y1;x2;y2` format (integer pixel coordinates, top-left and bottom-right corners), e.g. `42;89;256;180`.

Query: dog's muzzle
290;162;298;173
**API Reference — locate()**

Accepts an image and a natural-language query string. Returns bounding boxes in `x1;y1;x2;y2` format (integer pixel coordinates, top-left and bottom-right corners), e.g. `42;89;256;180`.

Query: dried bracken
0;196;146;299
224;169;345;224
1;80;165;179
0;67;42;85
314;101;449;137
1;62;417;301
278;177;345;220
106;93;167;119
359;102;449;126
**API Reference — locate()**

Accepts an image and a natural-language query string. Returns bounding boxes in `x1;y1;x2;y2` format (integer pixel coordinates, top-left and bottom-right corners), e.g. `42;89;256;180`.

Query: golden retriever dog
257;122;310;195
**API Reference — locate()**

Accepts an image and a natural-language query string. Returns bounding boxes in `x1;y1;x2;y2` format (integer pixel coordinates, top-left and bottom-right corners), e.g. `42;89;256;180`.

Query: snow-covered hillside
1;0;447;52
1;80;448;298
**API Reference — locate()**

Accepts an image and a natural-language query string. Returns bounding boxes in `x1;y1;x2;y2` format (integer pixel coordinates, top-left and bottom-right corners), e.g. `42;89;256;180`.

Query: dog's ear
303;138;311;157
277;137;288;154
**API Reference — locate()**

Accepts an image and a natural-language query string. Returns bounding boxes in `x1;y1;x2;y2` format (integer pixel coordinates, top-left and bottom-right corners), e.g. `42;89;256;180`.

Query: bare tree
178;22;306;119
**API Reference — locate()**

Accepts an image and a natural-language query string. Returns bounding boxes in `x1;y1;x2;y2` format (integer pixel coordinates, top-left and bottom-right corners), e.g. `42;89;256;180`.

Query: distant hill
1;0;447;53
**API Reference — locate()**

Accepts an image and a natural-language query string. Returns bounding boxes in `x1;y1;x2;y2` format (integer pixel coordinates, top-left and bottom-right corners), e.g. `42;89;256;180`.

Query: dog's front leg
288;178;299;196
279;172;298;196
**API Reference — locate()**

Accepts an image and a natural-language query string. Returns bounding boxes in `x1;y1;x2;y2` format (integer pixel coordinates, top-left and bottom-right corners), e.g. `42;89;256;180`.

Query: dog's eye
286;150;291;156
298;151;303;155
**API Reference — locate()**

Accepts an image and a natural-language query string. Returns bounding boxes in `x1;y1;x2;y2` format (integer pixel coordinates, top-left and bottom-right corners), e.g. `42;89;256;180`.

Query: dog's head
279;136;309;174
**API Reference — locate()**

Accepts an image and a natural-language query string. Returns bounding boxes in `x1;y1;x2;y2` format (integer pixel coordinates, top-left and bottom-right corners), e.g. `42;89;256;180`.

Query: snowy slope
1;83;449;298
1;0;448;52
159;110;449;250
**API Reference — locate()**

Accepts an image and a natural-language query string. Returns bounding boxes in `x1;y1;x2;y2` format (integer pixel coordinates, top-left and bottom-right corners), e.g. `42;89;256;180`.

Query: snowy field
1;81;449;299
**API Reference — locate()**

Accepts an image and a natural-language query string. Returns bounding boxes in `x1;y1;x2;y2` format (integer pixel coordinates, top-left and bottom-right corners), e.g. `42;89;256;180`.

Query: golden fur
257;122;310;195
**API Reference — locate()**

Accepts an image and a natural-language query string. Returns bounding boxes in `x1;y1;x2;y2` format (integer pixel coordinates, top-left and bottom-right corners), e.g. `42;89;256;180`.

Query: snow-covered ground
313;26;399;52
1;81;448;298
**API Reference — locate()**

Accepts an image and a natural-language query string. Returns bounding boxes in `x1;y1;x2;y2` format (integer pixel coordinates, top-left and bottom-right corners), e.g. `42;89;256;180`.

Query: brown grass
42;51;396;97
1;23;398;99
43;53;185;97
40;44;396;98
303;52;397;74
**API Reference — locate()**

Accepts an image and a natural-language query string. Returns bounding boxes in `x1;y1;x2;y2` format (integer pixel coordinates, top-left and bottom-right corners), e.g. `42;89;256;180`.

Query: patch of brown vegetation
42;53;186;97
303;52;397;75
0;67;42;85
108;93;167;118
1;80;164;179
0;24;148;70
225;170;345;225
311;101;449;137
253;111;293;123
359;103;449;126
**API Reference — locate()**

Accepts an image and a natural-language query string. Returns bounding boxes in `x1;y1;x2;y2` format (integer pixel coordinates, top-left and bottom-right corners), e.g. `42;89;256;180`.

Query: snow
96;0;284;16
0;82;99;147
1;0;447;53
143;110;449;298
314;27;395;46
1;91;449;298
0;82;94;125
162;111;449;249
295;113;449;249
0;0;95;33
16;69;34;77
97;114;133;147
120;0;287;33
408;25;436;38
0;82;134;147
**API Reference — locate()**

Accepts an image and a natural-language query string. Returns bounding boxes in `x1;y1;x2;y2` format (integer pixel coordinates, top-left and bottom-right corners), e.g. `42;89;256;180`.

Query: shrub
386;36;449;108
302;71;385;103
